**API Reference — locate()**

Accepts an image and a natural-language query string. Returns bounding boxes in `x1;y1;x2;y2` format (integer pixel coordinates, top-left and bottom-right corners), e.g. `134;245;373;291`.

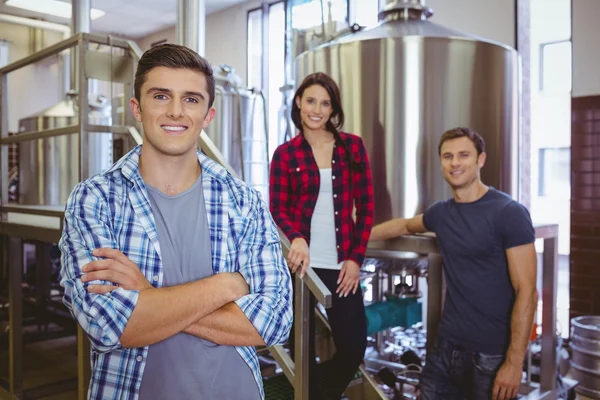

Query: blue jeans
419;337;507;400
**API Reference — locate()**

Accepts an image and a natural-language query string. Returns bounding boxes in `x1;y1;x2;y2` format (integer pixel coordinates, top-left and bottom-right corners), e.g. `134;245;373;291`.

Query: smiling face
439;136;486;190
294;84;334;134
129;66;215;158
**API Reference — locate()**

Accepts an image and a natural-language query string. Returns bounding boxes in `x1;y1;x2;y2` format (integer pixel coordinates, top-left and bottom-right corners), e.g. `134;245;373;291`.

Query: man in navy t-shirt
370;127;537;400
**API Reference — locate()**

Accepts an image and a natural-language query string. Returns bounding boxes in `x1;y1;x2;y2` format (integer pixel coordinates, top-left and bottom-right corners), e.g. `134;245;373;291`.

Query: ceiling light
5;0;106;20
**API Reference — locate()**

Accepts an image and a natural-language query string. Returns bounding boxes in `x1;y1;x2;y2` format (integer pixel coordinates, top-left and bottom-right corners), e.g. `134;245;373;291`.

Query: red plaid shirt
269;132;374;265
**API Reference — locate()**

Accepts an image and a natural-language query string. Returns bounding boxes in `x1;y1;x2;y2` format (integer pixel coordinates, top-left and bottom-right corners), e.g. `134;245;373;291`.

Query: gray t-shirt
138;174;260;400
422;187;535;354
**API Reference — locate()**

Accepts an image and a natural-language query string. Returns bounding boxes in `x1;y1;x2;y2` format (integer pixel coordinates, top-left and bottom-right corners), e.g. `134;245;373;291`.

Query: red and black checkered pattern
269;131;374;265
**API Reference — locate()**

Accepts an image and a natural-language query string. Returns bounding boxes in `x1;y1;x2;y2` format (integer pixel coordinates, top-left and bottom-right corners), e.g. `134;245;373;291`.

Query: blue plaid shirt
59;145;293;399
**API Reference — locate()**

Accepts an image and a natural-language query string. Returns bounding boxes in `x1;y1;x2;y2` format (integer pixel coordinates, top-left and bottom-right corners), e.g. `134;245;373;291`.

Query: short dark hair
438;127;486;156
134;43;216;108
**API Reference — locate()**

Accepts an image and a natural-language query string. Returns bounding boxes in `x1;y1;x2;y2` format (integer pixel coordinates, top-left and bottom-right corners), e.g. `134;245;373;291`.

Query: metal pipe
177;0;206;55
72;0;91;34
294;274;310;400
71;0;91;93
0;14;70;38
0;34;131;76
0;12;71;96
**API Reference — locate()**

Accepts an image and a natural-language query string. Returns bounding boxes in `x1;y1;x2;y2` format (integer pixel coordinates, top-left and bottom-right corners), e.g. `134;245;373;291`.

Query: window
268;2;286;157
350;0;379;28
540;40;572;94
290;0;348;30
247;2;286;199
247;8;263;89
0;40;8;67
538;147;570;198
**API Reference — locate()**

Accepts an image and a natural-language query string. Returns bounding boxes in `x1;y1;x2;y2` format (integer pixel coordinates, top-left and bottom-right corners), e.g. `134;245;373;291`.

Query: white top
309;168;344;270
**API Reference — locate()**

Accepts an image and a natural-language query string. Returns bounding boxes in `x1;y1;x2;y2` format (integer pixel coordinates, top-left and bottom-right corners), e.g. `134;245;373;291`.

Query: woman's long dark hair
291;72;359;171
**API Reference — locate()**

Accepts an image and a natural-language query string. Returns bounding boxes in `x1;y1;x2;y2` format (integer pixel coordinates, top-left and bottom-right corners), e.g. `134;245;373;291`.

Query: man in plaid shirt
59;44;292;399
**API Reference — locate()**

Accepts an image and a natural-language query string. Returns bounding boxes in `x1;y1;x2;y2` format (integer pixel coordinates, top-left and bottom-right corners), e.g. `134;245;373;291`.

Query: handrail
0;35;80;75
0;125;79;144
126;40;143;60
277;227;332;307
127;126;143;146
0;33;133;76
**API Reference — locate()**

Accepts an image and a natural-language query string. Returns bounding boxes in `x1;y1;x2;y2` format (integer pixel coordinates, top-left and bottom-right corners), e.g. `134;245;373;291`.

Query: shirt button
335;211;338;215
333;194;337;198
296;167;300;171
136;356;143;362
336;228;339;232
332;160;336;164
332;175;336;180
337;245;340;249
152;276;159;282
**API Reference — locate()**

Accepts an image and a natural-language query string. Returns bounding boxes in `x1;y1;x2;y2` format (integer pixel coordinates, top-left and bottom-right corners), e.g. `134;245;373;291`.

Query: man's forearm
184;302;265;346
370;218;407;241
120;274;243;348
506;289;538;365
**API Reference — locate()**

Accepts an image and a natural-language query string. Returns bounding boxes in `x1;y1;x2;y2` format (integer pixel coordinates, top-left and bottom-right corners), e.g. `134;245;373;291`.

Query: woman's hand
288;238;310;278
337;259;361;297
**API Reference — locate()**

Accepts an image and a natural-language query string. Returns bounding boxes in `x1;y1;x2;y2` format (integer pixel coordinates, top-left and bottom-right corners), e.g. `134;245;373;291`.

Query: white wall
0;23;65;132
426;0;515;48
205;0;262;85
572;0;600;97
136;26;176;53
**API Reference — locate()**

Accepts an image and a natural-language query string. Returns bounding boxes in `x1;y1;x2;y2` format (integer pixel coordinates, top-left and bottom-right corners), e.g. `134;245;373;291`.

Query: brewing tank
17;94;113;205
294;1;520;223
204;65;269;198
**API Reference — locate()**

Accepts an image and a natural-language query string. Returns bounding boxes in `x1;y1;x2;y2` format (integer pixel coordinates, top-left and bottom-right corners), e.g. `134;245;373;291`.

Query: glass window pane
291;0;347;30
541;40;572;94
538;148;570;198
352;0;378;28
268;2;285;160
247;8;263;89
0;40;8;67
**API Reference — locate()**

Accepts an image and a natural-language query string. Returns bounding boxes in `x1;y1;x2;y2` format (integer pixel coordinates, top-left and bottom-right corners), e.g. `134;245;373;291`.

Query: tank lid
334;19;472;44
379;0;433;22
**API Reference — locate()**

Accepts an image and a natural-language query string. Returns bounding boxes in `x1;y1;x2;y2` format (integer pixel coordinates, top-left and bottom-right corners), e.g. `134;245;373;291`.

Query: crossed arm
59;183;292;352
81;248;264;347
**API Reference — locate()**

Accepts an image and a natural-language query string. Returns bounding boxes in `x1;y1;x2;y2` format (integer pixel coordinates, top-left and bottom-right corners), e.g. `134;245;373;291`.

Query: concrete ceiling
0;0;249;38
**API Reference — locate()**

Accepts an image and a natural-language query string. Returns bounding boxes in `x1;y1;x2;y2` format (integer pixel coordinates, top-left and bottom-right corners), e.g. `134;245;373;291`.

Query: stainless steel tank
18;94;113;205
294;0;520;223
204;65;269;198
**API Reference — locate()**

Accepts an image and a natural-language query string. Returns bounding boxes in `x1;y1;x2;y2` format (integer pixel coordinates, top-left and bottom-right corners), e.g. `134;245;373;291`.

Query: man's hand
81;248;153;293
336;259;360;297
492;360;522;400
288;238;310;278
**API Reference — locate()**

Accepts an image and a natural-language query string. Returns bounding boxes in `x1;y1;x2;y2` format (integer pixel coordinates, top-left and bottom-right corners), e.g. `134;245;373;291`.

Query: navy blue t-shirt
423;187;535;354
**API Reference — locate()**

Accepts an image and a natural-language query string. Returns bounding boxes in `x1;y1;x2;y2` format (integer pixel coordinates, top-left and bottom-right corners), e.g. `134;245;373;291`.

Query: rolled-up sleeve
58;182;139;353
234;189;293;346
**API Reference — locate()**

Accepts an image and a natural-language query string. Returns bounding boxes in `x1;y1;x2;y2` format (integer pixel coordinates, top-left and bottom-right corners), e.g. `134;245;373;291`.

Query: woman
269;72;374;400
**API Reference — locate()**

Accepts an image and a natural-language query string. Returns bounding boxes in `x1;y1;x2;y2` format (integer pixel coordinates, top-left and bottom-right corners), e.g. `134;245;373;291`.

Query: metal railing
0;32;142;400
268;230;332;400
